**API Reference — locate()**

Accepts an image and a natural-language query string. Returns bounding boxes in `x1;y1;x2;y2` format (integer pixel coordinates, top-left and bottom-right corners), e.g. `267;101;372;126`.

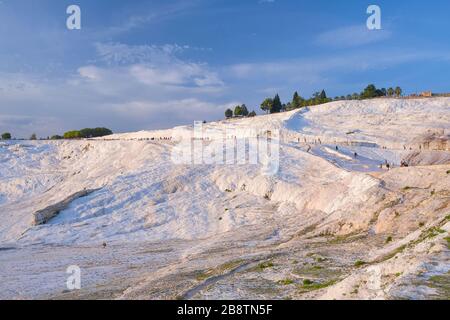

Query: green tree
260;98;273;114
63;130;81;139
234;105;243;117
80;128;94;138
387;88;394;97
95;128;113;137
225;108;233;119
1;132;11;140
240;104;249;116
395;87;402;97
30;133;37;140
50;135;63;140
291;91;303;109
248;111;257;117
271;94;283;113
78;127;113;138
361;84;377;99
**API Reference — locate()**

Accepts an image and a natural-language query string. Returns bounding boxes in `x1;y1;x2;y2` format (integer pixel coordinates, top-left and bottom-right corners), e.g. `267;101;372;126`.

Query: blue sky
0;0;449;137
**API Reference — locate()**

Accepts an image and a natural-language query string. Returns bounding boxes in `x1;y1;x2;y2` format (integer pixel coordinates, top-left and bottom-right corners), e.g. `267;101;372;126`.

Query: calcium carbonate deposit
0;98;449;300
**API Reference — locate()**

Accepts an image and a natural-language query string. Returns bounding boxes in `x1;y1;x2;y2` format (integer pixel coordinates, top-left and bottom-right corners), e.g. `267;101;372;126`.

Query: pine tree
240;104;249;116
225;108;233;119
271;94;282;113
292;91;303;109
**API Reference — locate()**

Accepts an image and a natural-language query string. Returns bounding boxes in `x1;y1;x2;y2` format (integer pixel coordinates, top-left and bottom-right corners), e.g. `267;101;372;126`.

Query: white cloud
92;43;224;89
0;42;230;137
0;69;232;137
315;25;392;48
78;66;101;80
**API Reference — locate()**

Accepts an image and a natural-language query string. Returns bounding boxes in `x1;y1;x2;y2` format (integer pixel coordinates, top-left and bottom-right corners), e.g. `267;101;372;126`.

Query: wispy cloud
94;43;187;65
105;0;202;35
315;25;392;48
228;49;422;80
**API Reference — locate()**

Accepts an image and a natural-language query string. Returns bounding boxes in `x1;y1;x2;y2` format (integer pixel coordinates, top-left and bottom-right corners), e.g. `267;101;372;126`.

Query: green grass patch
423;227;446;240
385;236;393;244
375;245;407;263
303;279;313;286
195;259;244;281
293;265;339;280
298;279;338;292
402;186;412;191
354;260;367;267
255;261;274;272
315;256;327;263
426;272;450;300
312;265;323;270
408;226;447;248
278;279;295;286
328;233;366;245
